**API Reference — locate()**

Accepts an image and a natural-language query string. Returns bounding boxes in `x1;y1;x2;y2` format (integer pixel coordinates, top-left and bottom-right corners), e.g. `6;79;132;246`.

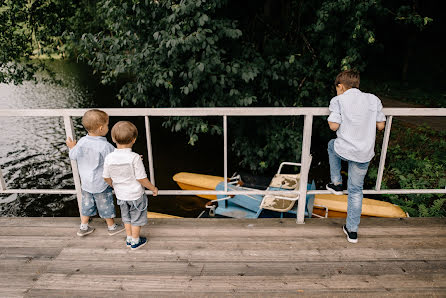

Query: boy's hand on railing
152;187;158;197
66;137;77;149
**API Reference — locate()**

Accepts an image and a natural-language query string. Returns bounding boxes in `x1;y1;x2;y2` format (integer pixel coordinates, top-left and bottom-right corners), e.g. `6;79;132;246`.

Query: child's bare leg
131;225;141;239
124;223;132;237
81;215;90;224
104;218;115;226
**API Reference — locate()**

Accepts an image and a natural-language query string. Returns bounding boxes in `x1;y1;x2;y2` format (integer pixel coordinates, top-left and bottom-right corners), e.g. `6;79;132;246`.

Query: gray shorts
117;194;148;226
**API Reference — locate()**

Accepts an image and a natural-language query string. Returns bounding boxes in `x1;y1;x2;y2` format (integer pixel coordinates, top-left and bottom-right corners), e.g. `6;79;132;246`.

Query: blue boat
201;162;316;219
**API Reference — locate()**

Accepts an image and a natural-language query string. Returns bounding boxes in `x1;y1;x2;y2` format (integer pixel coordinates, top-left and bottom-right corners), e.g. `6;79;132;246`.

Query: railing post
63;115;83;216
0;167;6;191
297;115;313;224
375;116;393;190
145;116;156;186
223;115;228;192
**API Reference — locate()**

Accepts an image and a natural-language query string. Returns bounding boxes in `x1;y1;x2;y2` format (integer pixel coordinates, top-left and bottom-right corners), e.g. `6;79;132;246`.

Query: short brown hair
82;109;109;132
111;121;138;145
335;69;360;89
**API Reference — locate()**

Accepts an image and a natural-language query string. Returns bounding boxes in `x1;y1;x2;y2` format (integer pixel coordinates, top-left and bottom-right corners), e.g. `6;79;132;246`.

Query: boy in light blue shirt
326;70;386;243
66;109;125;237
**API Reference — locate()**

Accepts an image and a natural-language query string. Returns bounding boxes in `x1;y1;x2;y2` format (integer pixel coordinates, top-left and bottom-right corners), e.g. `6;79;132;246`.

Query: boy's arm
137;178;158;196
66;137;78;159
103;158;113;187
104;177;113;187
327;97;341;131
133;155;158;196
376;97;386;131
328;122;340;131
376;122;385;130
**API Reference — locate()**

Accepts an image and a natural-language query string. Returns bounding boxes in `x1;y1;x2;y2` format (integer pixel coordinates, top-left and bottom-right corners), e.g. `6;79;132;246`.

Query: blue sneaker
126;239;132;247
131;237;147;251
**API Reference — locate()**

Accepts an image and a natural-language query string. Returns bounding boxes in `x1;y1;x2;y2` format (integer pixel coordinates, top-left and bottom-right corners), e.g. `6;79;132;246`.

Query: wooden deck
0;217;445;297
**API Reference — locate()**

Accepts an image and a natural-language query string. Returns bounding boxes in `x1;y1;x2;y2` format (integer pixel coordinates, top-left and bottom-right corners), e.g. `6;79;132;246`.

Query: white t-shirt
327;88;386;163
103;148;147;201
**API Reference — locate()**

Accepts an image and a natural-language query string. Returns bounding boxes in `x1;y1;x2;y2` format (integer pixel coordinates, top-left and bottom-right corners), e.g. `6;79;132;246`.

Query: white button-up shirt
103;148;147;201
69;135;115;193
327;88;386;163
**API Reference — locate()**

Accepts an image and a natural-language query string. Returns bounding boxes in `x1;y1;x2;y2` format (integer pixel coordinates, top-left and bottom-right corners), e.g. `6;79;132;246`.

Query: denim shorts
81;187;116;218
118;194;148;226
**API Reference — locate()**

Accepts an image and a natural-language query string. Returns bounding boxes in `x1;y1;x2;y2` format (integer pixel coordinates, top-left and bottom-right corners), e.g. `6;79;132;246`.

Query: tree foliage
368;124;446;217
1;0;434;172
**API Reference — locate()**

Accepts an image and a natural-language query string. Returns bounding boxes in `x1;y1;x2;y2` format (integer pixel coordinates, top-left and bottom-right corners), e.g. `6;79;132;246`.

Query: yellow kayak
314;194;407;218
173;172;407;218
147;211;182;218
173;172;224;200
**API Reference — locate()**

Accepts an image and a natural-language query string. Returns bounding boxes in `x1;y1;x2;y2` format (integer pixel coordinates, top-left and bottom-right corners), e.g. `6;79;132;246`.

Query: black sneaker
326;183;343;195
131;237;148;251
343;225;358;243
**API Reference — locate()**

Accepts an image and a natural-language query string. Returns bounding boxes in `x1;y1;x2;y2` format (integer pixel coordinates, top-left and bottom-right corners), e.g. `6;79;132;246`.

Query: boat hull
173;172;407;218
173;172;224;200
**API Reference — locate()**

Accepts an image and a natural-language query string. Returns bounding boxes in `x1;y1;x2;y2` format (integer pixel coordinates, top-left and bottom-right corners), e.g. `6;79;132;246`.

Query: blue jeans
328;139;369;232
81;186;116;218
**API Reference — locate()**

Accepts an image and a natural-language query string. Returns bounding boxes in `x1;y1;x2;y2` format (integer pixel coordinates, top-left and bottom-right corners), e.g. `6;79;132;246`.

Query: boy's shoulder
104;149;138;162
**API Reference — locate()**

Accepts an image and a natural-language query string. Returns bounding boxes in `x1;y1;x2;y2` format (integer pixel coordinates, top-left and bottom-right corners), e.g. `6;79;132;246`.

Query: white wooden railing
0;107;445;223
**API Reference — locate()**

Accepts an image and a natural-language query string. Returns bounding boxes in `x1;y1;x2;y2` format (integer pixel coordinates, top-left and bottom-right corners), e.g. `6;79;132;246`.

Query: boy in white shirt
326;70;386;243
103;121;158;250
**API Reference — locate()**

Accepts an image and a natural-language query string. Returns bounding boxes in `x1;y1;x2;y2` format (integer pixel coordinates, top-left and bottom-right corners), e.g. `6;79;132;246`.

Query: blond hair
335;69;360;89
82;109;109;132
111;121;138;145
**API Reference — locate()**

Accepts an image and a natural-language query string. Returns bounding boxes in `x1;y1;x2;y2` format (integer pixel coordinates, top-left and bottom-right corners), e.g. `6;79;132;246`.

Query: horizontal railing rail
1;107;445;223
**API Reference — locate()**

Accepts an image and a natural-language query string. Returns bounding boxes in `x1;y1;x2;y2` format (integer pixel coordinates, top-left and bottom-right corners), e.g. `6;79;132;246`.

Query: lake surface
0;61;225;217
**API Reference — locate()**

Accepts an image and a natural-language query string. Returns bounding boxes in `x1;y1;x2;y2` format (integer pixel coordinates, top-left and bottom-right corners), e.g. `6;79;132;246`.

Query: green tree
1;0;433;172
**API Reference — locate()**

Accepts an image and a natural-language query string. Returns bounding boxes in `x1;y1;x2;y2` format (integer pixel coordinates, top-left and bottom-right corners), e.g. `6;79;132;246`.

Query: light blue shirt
69;135;115;193
327;88;386;163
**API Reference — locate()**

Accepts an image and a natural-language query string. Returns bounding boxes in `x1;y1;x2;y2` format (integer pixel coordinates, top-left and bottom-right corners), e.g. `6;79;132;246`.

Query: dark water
0;61;225;217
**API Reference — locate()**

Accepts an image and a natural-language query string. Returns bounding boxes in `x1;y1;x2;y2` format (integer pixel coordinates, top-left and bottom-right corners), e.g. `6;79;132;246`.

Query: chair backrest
268;173;300;189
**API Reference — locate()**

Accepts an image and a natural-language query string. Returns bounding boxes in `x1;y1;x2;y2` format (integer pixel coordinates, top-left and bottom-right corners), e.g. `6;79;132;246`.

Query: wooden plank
43;260;446;276
0;227;85;237
0;236;71;248
14;236;443;250
1;224;446;239
55;247;446;262
23;288;446;297
0;217;444;228
4;226;442;239
0;259;50;273
30;273;446;292
0;247;62;260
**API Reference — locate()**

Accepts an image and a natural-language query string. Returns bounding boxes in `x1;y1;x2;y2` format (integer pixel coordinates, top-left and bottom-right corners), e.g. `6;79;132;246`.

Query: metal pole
296;115;313;224
63;115;83;216
0;167;6;191
375;116;393;190
145;116;155;185
223;115;228;192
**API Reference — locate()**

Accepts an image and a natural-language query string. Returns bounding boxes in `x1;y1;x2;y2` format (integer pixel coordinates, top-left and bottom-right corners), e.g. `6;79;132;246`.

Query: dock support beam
223;115;228;192
145;116;156;186
0;167;6;191
375;116;393;191
63;116;83;216
297;115;313;224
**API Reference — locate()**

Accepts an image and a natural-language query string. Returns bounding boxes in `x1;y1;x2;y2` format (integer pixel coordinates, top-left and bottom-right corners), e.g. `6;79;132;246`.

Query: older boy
66;109;125;237
326;70;386;243
103;121;158;250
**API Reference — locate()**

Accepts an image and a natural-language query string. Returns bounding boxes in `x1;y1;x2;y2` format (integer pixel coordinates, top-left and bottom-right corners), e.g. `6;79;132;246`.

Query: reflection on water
0;61;220;217
0;62;94;216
